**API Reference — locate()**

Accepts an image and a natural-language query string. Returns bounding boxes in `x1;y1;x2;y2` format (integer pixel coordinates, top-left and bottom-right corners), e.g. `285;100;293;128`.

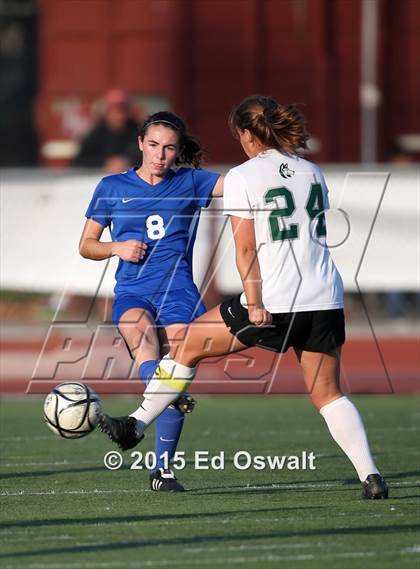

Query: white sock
319;396;380;481
130;358;196;437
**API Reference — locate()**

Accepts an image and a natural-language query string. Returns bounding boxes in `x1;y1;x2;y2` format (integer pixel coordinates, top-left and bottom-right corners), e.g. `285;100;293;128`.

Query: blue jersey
85;166;220;296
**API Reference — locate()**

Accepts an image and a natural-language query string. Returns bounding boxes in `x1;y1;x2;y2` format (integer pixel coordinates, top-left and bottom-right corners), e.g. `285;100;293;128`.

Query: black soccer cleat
171;394;197;414
98;414;143;451
362;474;389;499
150;468;185;492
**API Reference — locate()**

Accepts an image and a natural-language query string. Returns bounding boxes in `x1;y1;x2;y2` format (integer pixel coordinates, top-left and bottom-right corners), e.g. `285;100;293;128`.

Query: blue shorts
112;286;207;327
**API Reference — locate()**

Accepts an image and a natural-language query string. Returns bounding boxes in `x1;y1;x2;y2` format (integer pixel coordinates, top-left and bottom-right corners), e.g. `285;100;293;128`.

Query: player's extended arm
211;175;225;197
79;219;147;262
230;216;272;326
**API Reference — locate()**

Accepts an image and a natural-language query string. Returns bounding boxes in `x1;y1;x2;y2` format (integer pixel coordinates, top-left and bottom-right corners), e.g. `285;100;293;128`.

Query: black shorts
220;295;345;354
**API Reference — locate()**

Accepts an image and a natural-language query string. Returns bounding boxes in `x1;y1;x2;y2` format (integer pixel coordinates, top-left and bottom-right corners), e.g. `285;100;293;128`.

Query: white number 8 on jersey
146;214;166;240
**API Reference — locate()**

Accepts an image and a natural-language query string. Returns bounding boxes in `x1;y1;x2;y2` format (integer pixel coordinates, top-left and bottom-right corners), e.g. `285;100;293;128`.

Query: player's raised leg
129;306;247;435
297;348;388;499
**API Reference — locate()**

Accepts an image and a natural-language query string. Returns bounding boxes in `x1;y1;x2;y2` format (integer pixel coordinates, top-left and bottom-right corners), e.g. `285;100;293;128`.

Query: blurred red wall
36;0;420;165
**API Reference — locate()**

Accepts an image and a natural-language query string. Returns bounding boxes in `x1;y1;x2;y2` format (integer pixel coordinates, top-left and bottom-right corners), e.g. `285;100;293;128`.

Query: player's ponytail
139;111;203;168
229;95;309;156
177;133;203;169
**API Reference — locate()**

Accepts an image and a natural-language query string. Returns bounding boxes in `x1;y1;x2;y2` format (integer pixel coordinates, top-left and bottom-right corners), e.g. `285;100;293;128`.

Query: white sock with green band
130;358;196;437
158;357;196;381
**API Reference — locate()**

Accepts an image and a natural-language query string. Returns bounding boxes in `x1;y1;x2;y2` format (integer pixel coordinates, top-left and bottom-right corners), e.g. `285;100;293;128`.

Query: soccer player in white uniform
100;96;388;499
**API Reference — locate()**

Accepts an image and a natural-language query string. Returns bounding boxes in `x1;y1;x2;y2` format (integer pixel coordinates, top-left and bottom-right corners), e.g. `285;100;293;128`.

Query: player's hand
112;240;147;262
248;306;272;326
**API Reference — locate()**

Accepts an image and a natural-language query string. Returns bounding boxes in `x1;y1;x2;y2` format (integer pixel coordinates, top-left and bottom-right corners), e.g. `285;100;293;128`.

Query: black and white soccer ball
43;382;101;439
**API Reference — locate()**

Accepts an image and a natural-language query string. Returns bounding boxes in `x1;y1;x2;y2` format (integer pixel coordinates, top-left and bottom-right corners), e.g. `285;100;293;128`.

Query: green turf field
1;395;419;569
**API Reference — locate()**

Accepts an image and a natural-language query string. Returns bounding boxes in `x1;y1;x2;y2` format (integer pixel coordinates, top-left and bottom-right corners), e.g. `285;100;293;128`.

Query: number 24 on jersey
264;182;326;241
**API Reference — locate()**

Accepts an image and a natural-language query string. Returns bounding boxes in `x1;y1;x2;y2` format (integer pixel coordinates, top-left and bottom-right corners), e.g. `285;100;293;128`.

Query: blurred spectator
387;142;415;166
72;88;140;173
0;11;38;166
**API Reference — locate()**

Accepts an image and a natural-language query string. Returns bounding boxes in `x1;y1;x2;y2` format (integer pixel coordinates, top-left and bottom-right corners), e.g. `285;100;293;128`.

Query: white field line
1;461;70;467
188;541;413;555
1;548;419;569
402;545;420;553
1;535;75;543
0;517;324;533
1;436;59;442
0;456;53;460
1;479;419;498
1;423;418;444
0;489;148;497
365;426;420;433
0;459;103;467
189;543;313;553
0;513;410;537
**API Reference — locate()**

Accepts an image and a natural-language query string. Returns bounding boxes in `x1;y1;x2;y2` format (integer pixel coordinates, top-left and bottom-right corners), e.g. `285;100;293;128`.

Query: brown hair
229;95;309;156
139;111;203;168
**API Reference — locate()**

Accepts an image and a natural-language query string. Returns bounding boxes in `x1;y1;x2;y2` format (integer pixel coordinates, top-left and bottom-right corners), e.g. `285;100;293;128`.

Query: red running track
1;337;418;395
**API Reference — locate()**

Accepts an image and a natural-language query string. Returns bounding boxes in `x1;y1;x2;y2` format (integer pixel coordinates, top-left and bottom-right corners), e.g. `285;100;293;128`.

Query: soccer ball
43;382;101;439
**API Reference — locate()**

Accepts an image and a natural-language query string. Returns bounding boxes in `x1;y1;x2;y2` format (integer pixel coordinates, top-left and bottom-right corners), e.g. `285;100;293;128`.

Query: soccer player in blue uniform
79;111;223;491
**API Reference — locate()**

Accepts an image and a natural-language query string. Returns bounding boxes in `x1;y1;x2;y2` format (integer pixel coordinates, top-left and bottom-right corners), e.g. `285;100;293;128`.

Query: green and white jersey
224;149;344;313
